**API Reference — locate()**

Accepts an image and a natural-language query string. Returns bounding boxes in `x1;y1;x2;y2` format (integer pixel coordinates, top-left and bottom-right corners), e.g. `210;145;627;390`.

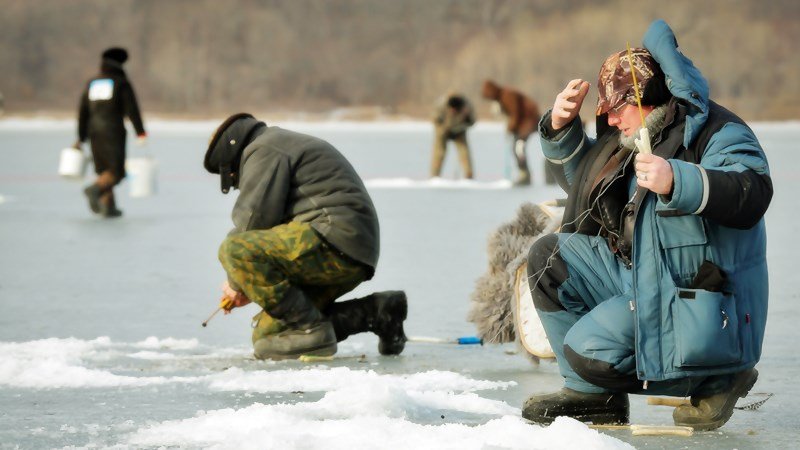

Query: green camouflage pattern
217;221;368;342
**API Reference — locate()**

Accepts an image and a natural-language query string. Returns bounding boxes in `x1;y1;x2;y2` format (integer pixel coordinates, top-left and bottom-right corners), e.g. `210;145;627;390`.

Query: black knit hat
204;113;266;194
102;47;128;64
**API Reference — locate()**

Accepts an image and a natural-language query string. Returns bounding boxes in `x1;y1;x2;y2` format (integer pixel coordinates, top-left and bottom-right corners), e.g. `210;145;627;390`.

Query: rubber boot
673;368;758;431
513;169;531;186
327;291;408;355
251;310;288;344
522;388;629;425
83;184;102;214
100;191;123;218
512;139;531;186
252;287;337;360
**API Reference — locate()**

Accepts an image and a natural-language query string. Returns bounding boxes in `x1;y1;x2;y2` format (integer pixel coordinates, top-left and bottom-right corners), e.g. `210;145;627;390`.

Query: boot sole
254;342;338;361
522;408;628;425
674;369;758;431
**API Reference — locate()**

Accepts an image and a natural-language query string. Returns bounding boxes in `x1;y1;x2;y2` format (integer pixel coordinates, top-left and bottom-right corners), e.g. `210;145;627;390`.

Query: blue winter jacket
539;20;771;382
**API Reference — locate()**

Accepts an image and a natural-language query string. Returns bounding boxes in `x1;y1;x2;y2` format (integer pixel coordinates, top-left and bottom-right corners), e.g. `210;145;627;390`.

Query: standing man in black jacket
75;47;146;218
204;113;408;360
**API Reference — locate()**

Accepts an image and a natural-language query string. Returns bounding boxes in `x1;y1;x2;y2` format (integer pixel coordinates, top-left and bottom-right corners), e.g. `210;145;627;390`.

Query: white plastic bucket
58;147;87;180
125;156;157;198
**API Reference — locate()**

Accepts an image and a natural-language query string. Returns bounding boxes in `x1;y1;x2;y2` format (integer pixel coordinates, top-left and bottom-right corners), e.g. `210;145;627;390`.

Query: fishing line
487;142;637;346
525;146;637;292
526;43;651;293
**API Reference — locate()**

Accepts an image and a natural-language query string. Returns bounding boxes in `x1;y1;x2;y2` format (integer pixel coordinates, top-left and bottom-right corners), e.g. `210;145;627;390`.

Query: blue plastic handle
456;336;483;345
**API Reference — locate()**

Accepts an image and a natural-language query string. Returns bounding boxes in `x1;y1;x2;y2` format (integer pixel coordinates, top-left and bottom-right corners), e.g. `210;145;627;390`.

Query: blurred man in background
204;113;408;360
75;47;147;218
431;92;476;179
481;79;540;186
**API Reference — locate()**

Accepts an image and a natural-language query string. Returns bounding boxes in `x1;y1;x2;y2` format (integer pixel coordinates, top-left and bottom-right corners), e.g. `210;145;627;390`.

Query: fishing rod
201;297;234;327
408;336;483;345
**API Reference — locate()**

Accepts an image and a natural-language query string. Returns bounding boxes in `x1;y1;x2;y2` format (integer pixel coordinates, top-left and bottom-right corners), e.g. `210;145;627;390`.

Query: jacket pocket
655;204;707;249
672;288;741;367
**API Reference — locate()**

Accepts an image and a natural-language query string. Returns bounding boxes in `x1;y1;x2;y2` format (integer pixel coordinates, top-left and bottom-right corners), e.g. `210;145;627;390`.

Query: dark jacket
229;126;380;274
539;20;772;381
433;94;475;137
77;59;145;176
481;80;540;140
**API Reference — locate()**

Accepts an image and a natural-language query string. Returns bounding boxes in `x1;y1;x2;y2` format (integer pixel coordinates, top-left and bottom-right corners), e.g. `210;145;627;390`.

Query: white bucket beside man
125;156;157;198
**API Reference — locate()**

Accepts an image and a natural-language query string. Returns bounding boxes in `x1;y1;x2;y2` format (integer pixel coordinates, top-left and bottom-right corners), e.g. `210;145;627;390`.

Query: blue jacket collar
643;19;709;148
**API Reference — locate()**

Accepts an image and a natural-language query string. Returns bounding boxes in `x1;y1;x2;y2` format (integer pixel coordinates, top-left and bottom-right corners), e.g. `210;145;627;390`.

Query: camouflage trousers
218;221;369;343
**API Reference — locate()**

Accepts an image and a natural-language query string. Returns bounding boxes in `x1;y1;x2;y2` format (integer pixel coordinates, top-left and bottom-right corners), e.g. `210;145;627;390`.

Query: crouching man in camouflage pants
205;113;408;360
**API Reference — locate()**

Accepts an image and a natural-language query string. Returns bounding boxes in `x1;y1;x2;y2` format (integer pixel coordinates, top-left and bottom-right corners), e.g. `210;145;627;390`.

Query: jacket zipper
631;125;667;384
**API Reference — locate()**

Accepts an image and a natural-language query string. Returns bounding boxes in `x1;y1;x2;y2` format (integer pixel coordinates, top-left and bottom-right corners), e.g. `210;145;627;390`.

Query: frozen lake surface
1;119;798;449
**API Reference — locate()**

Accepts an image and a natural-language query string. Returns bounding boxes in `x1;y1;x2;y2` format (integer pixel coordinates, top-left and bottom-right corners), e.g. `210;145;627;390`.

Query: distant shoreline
1;116;797;135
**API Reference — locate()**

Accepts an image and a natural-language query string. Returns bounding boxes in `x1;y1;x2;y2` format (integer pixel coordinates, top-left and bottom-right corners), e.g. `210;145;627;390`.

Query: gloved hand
634;128;652;154
136;134;148;147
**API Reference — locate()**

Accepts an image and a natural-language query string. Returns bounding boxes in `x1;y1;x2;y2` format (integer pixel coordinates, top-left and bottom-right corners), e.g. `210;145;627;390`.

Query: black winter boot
673;368;758;431
83;185;102;214
522;388;629;425
327;291;408;355
100;192;123;218
253;287;337;360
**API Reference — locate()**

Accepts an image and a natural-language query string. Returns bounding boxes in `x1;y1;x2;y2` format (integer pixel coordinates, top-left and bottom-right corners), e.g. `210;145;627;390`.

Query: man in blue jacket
523;20;771;431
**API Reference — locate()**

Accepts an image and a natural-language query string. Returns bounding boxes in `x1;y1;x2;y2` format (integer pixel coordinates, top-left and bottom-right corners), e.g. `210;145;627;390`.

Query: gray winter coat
232;126;379;273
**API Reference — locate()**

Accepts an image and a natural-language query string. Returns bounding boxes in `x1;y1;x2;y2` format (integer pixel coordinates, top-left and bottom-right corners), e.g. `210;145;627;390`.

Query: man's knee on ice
563;324;640;392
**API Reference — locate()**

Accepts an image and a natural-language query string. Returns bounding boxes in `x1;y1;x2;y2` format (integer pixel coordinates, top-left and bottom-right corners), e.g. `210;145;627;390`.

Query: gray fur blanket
468;202;558;345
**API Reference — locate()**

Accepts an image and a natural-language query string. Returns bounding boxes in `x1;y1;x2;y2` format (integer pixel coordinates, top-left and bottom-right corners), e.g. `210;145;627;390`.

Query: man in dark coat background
75;47;147;218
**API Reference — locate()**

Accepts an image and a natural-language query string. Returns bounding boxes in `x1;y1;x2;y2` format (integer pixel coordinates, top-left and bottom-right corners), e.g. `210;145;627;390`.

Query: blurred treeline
1;0;798;121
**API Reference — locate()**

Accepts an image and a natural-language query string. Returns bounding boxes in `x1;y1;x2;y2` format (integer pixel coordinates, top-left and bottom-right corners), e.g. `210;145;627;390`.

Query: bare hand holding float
221;280;251;314
201;282;252;327
634;152;674;195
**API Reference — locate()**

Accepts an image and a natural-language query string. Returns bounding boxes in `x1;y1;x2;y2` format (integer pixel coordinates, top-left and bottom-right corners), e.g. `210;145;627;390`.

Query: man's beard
619;104;668;150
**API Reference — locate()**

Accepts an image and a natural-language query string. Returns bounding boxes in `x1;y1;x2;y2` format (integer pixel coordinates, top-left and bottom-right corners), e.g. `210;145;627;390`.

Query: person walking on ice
75;47;147;218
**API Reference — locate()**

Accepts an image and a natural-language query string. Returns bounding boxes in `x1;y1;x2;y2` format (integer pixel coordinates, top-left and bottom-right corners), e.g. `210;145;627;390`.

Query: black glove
690;260;727;292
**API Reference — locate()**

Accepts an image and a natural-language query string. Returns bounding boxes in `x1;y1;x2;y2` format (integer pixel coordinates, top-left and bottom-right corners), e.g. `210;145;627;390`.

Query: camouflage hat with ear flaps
596;48;669;116
204;113;266;194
